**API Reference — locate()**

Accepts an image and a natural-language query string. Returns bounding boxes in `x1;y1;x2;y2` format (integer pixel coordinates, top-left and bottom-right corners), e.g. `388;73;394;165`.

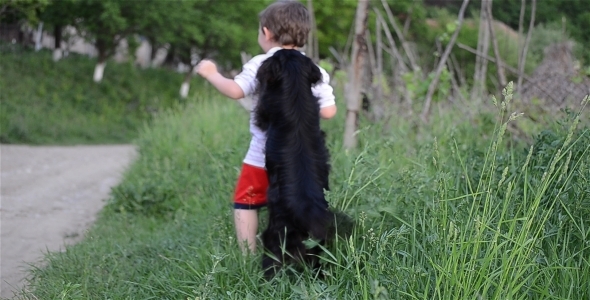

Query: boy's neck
265;44;296;53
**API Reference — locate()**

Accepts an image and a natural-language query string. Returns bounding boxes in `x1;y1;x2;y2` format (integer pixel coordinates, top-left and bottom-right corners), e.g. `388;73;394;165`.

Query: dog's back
256;49;332;237
255;49;333;276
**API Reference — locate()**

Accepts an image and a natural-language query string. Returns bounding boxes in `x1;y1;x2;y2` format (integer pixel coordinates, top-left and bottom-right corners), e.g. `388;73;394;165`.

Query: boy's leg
234;208;258;254
233;163;268;254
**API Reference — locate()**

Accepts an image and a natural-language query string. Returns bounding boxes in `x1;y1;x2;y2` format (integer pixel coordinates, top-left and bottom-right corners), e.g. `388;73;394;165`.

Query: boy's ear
262;27;273;41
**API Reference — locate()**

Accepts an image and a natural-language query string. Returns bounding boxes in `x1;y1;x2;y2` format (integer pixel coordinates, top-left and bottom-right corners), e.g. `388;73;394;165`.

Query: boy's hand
194;60;218;79
192;59;245;100
320;105;337;119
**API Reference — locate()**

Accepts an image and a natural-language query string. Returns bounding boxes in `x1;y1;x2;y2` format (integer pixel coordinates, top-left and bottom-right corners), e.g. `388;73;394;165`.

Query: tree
0;0;48;47
312;0;357;59
306;0;319;62
135;1;197;67
486;0;590;63
68;0;145;82
470;0;490;100
0;0;47;25
486;0;507;88
517;0;536;93
166;0;271;98
420;0;471;123
40;0;77;61
343;0;369;150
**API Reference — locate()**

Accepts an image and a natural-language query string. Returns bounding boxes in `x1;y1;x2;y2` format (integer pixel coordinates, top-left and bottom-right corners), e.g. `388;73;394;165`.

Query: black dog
255;49;333;278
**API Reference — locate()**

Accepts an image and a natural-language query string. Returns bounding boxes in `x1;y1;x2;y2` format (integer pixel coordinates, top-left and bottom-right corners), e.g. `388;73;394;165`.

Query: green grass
0;45;206;145
14;74;589;299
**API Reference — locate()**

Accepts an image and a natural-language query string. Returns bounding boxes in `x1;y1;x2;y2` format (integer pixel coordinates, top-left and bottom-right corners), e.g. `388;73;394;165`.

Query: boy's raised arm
195;60;245;100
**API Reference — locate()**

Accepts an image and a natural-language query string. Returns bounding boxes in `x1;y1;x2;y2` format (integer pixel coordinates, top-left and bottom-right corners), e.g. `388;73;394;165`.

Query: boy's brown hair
259;1;310;47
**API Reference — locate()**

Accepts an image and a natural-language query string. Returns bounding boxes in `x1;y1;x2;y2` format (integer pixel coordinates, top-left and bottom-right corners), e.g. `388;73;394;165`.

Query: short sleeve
312;67;336;108
234;56;261;97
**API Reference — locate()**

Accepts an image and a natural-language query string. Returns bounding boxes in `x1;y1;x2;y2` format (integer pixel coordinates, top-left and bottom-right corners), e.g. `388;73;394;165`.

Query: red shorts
233;163;268;209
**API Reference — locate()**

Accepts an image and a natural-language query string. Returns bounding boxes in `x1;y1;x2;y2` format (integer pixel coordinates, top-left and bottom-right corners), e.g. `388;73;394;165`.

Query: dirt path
0;145;136;299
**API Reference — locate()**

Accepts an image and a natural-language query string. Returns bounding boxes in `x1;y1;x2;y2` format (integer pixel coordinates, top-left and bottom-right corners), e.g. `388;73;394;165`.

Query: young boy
194;0;337;254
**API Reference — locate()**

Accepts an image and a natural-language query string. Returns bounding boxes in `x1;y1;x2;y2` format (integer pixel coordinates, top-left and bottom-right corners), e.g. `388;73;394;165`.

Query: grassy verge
0;46;204;144
16;83;590;298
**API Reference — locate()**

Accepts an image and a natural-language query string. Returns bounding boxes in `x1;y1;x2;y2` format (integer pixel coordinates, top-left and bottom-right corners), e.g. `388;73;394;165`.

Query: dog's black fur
255;49;333;278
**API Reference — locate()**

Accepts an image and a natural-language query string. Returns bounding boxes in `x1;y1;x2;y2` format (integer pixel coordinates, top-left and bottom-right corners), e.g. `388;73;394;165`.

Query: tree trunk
164;44;176;67
93;38;110;83
374;16;384;120
150;42;159;66
34;22;43;51
306;0;319;62
457;42;556;103
52;25;63;61
53;25;62;49
180;71;192;98
486;1;507;88
470;0;490;100
374;8;410;107
516;0;526;93
93;60;107;83
375;10;408;73
420;0;471;123
380;0;418;70
403;5;413;37
517;0;536;93
365;29;384;121
450;54;466;86
343;0;370;150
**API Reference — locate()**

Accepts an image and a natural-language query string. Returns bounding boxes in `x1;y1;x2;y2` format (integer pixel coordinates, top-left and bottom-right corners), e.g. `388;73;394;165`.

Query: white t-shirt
234;47;336;168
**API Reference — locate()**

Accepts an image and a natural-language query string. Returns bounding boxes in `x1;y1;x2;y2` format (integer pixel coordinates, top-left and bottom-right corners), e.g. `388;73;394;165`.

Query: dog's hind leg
261;225;287;279
301;239;324;277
